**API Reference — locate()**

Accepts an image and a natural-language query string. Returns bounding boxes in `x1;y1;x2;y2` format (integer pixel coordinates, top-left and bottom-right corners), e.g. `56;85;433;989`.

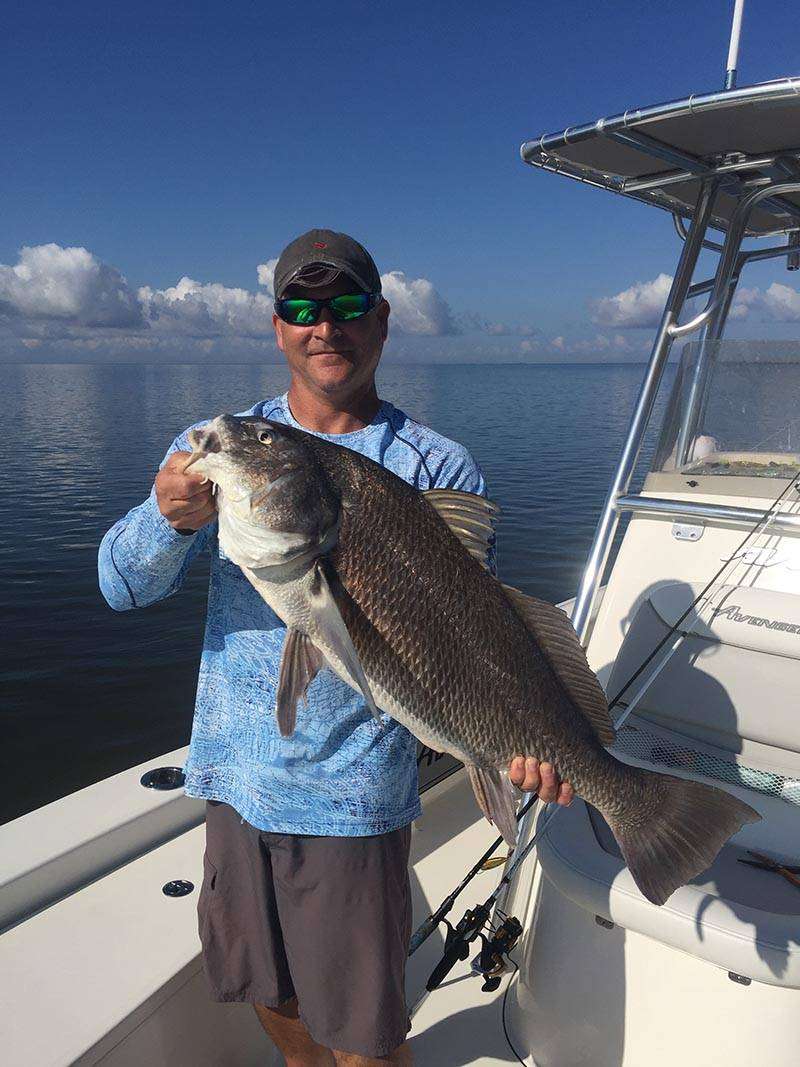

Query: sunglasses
274;291;382;326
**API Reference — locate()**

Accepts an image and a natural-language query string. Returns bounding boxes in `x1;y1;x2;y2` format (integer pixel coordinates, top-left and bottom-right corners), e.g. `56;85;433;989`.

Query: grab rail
616;493;800;530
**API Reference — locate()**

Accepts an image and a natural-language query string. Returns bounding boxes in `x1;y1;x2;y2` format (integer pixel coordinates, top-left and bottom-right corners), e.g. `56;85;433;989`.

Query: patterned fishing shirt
98;394;489;836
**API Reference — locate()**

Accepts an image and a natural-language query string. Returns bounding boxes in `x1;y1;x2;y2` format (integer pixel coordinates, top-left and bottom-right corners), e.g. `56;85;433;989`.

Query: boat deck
1;768;531;1066
406;774;530;1066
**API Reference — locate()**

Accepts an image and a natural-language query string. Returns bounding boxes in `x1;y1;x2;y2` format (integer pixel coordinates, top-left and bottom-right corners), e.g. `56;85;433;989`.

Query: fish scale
189;413;761;906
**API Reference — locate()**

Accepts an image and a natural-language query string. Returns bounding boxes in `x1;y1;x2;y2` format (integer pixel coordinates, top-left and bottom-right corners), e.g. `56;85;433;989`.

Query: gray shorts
198;800;413;1058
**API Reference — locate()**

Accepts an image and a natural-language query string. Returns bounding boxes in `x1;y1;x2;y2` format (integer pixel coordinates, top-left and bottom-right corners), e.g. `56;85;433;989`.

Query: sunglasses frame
274;291;382;326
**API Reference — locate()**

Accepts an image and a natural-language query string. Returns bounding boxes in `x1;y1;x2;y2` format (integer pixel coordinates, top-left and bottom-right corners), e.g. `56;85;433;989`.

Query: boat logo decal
713;603;800;634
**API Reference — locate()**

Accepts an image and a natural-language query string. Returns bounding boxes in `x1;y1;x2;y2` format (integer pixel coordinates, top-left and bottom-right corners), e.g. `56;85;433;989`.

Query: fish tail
602;767;760;905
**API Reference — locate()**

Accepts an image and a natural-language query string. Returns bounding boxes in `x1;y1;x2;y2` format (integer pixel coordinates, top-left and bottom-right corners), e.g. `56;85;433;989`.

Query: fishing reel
471;914;523;992
425;902;491;991
424;903;523;994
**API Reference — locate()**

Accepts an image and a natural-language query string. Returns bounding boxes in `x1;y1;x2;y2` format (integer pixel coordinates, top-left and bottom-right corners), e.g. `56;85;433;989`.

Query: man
98;229;572;1066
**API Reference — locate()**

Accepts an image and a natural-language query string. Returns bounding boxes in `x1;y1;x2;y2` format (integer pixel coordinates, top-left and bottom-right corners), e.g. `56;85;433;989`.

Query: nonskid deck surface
0;768;518;1066
406;774;526;1066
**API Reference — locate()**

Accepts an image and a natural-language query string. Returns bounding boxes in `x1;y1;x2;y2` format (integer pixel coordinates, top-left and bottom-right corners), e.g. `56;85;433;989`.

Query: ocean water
0;361;670;824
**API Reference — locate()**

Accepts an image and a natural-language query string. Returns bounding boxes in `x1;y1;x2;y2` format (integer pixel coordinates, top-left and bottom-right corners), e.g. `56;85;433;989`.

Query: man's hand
509;757;574;806
155;451;217;532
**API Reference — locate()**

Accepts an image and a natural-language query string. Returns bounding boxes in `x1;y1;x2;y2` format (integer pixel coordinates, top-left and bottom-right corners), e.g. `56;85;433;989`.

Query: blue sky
2;0;800;361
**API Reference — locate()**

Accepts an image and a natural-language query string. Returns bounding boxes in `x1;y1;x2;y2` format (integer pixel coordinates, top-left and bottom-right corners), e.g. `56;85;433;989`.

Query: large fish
187;413;759;905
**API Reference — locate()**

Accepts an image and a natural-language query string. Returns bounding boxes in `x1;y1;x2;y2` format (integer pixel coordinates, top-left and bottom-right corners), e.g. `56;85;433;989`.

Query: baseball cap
272;229;382;299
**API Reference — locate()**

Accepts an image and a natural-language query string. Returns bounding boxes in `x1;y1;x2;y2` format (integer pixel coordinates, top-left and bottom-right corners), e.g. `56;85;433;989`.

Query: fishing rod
408;795;535;956
411;470;800;1014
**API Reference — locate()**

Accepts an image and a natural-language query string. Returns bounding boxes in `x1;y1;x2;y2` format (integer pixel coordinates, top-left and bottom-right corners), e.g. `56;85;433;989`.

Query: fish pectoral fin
467;764;519;847
276;628;325;737
309;561;382;724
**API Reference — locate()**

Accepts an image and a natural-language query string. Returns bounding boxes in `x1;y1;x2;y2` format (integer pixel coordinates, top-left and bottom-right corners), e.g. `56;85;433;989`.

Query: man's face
272;277;390;400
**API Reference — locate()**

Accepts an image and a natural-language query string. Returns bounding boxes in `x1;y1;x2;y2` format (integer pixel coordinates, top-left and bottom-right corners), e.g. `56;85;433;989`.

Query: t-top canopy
520;79;800;237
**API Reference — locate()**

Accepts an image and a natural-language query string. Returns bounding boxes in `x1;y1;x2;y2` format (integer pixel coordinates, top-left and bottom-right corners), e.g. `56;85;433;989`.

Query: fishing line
501;953;526;1066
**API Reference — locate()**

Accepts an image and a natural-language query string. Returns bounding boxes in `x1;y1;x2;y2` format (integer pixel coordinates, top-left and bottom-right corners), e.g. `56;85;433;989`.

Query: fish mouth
185;424;224;470
188;425;222;453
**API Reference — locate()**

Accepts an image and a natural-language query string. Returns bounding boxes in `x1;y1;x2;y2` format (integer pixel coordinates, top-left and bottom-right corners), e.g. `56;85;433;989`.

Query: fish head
187;414;339;570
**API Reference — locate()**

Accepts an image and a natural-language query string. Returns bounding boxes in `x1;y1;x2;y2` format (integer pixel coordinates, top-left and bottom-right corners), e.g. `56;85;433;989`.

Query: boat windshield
654;341;800;478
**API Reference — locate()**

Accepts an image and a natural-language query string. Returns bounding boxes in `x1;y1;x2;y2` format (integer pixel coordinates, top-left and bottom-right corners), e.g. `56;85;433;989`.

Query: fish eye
258;430;273;445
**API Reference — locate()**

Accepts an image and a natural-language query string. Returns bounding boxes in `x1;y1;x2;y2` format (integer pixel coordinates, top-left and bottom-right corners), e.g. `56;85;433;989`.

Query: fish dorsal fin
423;489;499;570
502;584;616;746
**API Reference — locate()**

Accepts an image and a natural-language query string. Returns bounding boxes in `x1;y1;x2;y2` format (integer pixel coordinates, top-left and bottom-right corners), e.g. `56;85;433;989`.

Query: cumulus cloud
138;277;275;336
519;337;542;355
0;243;143;328
544;332;642;358
485;321;538;337
0;242;466;360
380;270;458;335
731;282;800;322
257;257;279;297
592;273;673;328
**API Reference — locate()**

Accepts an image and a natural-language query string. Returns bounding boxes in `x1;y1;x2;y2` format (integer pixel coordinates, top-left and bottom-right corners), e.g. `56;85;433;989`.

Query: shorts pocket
197;853;218;941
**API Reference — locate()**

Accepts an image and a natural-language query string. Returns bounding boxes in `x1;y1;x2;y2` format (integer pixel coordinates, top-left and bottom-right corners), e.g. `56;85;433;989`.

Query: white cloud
732;282;800;322
257;257;279;297
0;243;143;327
138;276;275;336
486;321;538;337
764;283;800;320
519;338;541;354
729;286;759;320
380;270;457;335
592;273;673;328
0;241;664;363
542;332;643;358
0;242;463;360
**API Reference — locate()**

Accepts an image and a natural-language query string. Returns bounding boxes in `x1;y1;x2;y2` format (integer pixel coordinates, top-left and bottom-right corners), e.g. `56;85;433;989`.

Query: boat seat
541;579;800;986
536;792;800;988
600;580;800;851
607;581;800;777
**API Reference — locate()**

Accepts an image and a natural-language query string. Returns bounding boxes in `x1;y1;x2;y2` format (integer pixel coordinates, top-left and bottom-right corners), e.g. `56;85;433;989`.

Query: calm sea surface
0;361;671;824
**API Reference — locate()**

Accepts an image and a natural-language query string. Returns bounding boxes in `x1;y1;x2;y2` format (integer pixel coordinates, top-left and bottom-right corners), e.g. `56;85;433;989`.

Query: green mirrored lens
330;294;369;320
282;300;319;324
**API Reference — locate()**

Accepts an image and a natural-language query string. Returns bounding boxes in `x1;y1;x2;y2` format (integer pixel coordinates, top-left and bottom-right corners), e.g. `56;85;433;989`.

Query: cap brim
278;258;374;297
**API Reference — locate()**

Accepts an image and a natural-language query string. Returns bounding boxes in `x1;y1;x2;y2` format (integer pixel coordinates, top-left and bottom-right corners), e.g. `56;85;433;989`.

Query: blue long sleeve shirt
98;394;488;836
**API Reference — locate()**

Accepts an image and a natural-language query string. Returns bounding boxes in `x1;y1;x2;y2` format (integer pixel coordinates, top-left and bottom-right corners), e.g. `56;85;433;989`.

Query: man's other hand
508;756;574;806
155;451;217;532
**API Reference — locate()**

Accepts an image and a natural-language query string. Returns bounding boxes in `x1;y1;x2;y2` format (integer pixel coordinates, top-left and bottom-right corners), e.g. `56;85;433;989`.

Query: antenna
725;0;746;90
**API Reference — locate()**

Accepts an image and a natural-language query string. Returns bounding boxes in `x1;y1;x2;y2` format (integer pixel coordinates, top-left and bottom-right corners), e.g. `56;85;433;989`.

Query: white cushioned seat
536;794;800;988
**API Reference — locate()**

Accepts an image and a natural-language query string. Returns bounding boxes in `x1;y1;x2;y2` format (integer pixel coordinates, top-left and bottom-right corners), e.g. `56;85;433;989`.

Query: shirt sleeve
431;445;497;575
97;429;216;611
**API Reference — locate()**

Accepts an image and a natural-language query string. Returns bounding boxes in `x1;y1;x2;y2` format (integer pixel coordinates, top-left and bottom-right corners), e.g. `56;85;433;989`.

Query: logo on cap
313;242;327;249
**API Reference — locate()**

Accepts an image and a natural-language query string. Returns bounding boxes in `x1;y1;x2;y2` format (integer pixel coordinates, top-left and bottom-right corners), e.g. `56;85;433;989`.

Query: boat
2;4;799;1063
